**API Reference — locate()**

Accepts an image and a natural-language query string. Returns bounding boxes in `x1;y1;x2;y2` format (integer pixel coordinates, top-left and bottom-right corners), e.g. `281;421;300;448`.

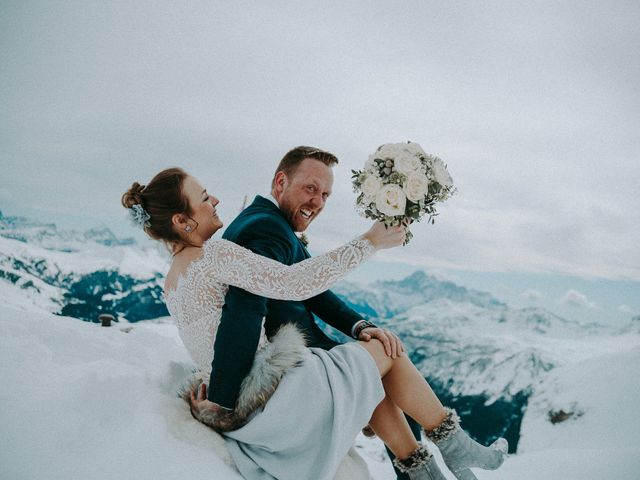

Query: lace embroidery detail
164;237;375;375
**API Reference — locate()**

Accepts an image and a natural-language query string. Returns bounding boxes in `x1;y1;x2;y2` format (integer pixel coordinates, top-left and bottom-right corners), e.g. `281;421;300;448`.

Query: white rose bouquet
352;141;455;244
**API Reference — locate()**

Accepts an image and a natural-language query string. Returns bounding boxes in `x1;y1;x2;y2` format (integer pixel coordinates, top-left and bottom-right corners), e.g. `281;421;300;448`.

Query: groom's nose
309;193;325;210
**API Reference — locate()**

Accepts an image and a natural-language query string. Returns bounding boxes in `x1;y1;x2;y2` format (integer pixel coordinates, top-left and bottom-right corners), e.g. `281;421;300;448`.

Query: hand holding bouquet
352;141;455;244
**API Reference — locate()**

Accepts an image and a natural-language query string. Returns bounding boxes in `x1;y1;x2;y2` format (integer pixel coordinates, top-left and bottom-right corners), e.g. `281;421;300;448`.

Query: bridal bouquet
352;141;455;244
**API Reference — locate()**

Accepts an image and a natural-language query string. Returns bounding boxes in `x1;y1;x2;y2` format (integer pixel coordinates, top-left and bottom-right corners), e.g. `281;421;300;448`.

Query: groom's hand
358;327;405;359
189;382;222;415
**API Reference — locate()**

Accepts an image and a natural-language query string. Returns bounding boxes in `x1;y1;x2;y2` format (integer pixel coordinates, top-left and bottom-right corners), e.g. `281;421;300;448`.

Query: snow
519;347;640;453
0;305;240;480
2;303;639;479
499;342;640;478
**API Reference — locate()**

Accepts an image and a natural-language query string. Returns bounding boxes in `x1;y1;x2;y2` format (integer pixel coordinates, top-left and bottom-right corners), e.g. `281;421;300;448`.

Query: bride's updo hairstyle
121;167;192;245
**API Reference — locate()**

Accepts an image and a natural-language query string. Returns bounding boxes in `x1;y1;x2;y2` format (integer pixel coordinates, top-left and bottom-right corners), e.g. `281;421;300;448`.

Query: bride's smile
181;175;224;240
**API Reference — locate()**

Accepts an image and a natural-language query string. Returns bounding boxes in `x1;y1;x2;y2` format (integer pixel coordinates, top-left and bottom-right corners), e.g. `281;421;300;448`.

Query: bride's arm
202;238;376;300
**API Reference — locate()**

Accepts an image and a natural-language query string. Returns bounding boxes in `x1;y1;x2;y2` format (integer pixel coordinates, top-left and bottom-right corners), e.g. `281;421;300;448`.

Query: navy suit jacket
209;195;364;408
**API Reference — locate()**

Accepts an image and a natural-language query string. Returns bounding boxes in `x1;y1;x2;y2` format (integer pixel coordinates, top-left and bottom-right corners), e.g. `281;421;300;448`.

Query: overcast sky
2;1;639;319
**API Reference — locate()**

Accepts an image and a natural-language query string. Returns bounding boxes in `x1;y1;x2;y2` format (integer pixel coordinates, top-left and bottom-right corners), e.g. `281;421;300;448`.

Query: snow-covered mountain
0;210;136;249
1;210;638;455
328;272;635;450
0;210;169;321
333;272;613;400
334;271;507;318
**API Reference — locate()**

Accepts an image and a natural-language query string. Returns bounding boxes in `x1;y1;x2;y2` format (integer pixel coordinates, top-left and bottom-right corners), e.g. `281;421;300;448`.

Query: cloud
1;1;639;280
560;289;596;308
618;304;634;314
521;289;544;301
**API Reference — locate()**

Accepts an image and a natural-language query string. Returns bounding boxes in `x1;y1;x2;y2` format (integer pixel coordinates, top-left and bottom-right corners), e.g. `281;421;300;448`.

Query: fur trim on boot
179;323;307;432
392;446;433;474
392;445;447;480
424;407;460;442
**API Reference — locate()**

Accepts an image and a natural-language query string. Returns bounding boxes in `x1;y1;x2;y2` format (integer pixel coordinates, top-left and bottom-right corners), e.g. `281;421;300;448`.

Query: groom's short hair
271;146;338;188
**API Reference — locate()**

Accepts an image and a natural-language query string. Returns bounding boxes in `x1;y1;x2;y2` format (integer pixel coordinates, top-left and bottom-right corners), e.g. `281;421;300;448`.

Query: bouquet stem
402;218;413;245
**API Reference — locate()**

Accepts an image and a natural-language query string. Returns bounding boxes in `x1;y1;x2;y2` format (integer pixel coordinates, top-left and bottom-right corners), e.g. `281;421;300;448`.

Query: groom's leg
385;414;422;480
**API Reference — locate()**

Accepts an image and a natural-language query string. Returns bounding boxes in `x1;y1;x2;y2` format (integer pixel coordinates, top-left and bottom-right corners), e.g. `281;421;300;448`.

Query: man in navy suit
209;146;420;479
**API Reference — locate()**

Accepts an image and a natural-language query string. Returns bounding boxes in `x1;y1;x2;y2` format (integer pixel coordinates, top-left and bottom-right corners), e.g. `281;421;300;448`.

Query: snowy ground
1;305;639;479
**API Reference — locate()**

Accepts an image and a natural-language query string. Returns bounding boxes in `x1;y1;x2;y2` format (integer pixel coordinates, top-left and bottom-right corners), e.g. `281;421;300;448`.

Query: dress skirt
223;342;385;480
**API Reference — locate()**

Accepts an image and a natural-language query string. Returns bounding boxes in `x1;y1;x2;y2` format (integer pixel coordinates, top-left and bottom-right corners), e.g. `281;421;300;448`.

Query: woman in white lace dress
122;168;507;480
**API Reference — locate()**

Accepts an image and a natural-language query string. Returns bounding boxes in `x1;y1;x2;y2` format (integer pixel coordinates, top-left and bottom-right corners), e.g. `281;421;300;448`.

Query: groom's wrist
352;320;377;339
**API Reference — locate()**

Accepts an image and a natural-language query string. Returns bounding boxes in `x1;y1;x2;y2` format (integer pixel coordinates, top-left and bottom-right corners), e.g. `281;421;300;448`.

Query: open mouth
300;208;313;220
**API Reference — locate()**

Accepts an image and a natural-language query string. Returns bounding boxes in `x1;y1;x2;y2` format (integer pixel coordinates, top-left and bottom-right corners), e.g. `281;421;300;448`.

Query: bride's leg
369;396;447;480
358;339;446;429
368;396;419;459
358;339;508;480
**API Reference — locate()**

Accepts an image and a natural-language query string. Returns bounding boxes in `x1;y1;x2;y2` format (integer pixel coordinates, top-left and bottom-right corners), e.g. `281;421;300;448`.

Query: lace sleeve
201;238;376;300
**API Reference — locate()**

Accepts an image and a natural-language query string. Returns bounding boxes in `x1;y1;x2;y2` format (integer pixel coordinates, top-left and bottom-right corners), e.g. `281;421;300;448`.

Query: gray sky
2;1;639;294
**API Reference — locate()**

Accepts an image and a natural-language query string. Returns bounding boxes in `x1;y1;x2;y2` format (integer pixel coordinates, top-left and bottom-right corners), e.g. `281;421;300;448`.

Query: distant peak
406;270;428;281
391;270;431;289
0;210;136;248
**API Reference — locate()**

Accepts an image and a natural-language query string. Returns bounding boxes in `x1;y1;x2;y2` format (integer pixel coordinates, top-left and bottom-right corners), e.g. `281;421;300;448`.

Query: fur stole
180;323;307;432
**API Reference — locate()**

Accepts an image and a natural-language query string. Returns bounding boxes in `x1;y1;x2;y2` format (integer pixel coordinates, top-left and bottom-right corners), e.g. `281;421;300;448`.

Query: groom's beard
278;198;321;232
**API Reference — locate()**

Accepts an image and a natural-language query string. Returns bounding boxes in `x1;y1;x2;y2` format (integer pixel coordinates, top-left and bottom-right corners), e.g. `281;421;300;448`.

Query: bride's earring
185;225;192;233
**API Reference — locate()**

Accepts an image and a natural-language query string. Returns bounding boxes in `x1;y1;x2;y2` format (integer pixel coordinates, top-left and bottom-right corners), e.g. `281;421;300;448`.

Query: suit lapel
299;240;311;259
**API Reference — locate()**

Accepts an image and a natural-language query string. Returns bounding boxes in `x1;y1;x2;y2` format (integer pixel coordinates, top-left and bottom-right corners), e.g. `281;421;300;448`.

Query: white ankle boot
425;408;508;480
392;445;447;480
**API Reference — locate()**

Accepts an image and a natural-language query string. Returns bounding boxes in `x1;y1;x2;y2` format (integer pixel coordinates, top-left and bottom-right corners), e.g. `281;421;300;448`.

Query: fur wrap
180;323;307;432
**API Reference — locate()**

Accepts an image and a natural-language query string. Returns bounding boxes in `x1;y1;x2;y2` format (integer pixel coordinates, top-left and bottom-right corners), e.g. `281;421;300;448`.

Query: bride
122;167;507;480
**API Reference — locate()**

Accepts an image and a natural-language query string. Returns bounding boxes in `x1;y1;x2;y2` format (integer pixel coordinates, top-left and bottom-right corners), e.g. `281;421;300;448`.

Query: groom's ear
273;171;288;194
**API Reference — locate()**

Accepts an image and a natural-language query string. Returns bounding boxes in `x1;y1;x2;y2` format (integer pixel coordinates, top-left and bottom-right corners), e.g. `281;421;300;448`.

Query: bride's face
182;175;223;240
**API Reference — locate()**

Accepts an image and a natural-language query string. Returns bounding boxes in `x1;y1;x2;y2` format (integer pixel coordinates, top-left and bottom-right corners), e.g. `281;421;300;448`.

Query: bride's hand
189;382;221;414
363;221;406;250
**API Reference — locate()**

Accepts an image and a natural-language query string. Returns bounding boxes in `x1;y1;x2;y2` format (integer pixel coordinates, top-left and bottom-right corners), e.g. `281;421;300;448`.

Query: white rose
403;172;429;202
376;143;401;159
375;184;407;217
394;152;422;176
361;175;382;200
364;156;378;173
404;142;426;157
430;157;454;187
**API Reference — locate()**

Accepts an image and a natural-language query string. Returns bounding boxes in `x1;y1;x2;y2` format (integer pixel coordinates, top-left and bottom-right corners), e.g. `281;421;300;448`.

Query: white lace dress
165;237;385;480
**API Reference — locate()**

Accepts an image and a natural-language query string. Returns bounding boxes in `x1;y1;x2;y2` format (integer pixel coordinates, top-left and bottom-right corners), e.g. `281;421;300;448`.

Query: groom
210;146;420;479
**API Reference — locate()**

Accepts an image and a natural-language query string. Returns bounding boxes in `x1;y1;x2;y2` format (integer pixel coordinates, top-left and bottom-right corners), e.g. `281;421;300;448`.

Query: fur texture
392;445;434;474
180;323;307;432
424;407;461;442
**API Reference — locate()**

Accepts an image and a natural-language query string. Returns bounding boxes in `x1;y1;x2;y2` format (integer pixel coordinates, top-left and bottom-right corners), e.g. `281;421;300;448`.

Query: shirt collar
265;193;280;207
